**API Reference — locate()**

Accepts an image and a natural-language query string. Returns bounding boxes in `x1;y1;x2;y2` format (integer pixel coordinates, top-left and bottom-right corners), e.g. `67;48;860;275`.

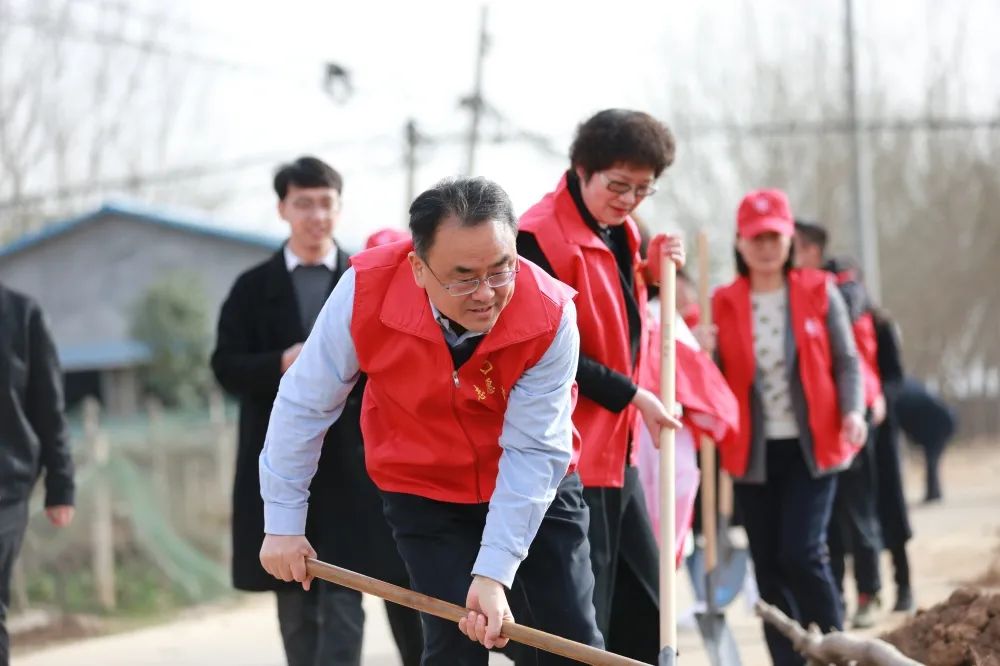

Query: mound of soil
882;588;1000;666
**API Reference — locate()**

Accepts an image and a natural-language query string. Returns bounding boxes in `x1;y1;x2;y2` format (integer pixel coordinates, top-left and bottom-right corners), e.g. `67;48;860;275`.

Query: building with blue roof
0;200;282;413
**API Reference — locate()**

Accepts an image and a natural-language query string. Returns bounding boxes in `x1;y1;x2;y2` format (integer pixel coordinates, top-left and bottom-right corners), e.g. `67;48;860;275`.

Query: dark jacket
895;376;957;446
871;310;913;546
211;247;407;591
0;284;75;508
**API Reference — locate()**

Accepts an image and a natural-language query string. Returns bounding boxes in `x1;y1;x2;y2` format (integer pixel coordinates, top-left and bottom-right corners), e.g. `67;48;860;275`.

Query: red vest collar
378;254;560;352
551;174;642;256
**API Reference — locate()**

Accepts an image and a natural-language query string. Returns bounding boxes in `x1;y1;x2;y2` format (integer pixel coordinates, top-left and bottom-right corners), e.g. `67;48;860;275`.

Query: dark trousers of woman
381;473;603;666
827;425;883;600
736;440;843;666
583;465;661;663
874;414;913;594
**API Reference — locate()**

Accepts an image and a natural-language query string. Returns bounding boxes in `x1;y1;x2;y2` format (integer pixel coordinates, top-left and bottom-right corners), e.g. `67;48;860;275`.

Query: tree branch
754;600;925;666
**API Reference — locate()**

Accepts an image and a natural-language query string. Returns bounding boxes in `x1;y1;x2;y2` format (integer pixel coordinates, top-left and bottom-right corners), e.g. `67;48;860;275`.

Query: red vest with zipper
712;268;858;477
519;175;647;488
831;270;883;407
350;241;579;504
853;313;883;407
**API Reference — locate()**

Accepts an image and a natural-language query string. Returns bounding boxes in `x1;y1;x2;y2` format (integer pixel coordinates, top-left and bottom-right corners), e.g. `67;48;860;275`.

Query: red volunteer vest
638;316;739;444
712;268;858;477
350;241;579;504
853;313;883;407
832;270;883;407
519;175;647;488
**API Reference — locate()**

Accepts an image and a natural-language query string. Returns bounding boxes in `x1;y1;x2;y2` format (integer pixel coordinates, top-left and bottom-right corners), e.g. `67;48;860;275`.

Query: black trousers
0;501;29;666
583;465;660;663
276;579;423;666
381;473;603;666
736;440;842;666
921;437;947;500
828;426;883;598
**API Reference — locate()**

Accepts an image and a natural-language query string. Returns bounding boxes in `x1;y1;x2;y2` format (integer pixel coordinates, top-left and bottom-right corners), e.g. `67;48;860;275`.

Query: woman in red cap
711;189;866;665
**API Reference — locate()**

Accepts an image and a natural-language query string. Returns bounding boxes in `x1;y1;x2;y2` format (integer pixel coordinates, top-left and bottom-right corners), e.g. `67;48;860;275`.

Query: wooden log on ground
754;600;924;666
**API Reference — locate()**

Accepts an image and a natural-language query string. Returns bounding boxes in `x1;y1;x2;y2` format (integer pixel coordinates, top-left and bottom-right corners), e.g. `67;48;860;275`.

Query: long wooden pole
696;231;718;577
659;255;678;661
305;559;647;666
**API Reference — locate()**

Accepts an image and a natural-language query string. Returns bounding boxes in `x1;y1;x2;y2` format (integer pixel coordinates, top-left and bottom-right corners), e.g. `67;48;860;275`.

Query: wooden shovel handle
658;255;678;654
305;559;647;666
699;434;718;572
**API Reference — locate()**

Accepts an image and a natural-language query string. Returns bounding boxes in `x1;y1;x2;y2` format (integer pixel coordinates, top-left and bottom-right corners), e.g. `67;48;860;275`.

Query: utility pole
845;0;881;300
404;118;419;210
463;6;489;176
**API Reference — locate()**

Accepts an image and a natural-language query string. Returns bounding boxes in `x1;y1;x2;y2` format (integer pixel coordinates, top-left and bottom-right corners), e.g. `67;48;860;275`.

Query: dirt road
14;441;1000;665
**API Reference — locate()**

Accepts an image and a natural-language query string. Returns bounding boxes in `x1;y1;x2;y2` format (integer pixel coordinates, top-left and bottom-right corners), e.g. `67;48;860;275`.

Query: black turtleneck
516;171;641;414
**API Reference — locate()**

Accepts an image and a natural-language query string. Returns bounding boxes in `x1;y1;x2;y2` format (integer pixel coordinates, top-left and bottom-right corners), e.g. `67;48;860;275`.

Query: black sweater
517;172;642;413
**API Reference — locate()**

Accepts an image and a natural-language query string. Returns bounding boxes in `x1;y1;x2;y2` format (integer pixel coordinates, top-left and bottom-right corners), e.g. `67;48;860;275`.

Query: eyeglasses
289;196;339;213
424;261;520;297
600;173;658;198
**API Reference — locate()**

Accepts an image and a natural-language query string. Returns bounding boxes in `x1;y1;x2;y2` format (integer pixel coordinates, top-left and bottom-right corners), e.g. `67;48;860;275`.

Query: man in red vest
794;220;885;628
518;109;684;661
258;177;606;664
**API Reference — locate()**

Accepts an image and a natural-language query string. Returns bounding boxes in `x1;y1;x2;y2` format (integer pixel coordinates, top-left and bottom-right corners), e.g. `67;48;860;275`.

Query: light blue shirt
259;267;580;587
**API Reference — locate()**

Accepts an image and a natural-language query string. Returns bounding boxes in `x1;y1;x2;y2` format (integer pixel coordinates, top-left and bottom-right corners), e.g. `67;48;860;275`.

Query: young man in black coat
211;157;422;666
0;283;75;666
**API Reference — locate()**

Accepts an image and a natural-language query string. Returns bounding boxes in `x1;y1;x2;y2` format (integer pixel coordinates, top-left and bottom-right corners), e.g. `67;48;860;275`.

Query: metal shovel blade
657;645;677;666
694;608;742;666
687;544;748;609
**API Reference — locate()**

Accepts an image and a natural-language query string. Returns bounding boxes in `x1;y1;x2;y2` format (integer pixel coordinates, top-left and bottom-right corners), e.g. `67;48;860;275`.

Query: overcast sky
5;0;998;250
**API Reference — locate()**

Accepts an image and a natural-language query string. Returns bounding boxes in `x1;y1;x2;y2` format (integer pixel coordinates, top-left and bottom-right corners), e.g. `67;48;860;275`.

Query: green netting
18;405;235;611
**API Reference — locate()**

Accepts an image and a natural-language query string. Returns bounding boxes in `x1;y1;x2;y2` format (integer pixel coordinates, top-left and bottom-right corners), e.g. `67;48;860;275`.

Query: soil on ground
882;588;1000;666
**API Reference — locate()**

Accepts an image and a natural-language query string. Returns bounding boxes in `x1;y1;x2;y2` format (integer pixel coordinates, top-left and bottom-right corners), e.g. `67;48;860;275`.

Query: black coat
211;248;407;591
0;284;74;508
895;377;957;447
871;313;912;547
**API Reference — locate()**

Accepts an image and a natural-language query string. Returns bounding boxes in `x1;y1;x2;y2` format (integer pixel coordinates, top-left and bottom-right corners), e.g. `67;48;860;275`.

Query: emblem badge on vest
804;317;822;337
474;360;506;402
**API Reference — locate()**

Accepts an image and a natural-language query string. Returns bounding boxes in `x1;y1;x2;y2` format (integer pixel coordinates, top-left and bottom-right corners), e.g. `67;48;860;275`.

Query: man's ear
408;251;426;287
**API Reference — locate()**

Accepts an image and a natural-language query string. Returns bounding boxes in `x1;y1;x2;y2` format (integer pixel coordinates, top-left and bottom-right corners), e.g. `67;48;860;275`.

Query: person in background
517;109;684;662
894;376;957;503
794;221;884;628
868;307;916;612
0;282;75;666
211;157;422;666
713;190;865;665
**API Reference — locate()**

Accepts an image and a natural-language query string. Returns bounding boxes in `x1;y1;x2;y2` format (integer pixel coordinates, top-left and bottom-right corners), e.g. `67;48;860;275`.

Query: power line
0;137;395;211
674;116;1000;140
4;11;334;93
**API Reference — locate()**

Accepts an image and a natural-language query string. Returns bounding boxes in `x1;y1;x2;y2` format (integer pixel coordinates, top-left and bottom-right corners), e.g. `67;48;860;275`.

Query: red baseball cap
365;228;410;249
736;189;794;238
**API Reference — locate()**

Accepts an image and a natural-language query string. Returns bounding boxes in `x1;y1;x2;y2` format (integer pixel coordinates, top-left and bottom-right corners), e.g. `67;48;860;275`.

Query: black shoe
893;586;915;613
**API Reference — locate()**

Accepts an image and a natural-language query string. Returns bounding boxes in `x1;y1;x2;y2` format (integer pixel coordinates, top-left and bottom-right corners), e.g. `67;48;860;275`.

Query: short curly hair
569;109;676;178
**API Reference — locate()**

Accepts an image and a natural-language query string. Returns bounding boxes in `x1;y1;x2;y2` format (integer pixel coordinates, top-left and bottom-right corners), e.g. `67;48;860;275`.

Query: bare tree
0;0;211;242
647;1;999;425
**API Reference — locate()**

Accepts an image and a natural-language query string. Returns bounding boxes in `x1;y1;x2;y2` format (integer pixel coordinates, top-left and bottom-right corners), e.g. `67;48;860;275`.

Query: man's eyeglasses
289;196;339;213
600;173;658;198
425;262;520;297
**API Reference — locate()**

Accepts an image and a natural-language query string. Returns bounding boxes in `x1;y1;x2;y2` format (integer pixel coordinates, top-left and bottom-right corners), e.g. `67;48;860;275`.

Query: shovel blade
695;611;742;666
657;645;677;666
